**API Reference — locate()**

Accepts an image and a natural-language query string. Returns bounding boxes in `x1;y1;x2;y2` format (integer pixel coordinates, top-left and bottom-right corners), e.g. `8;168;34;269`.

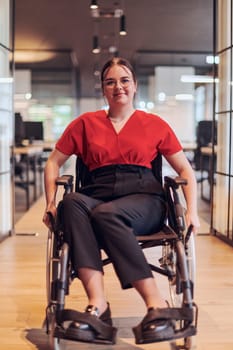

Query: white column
0;0;13;239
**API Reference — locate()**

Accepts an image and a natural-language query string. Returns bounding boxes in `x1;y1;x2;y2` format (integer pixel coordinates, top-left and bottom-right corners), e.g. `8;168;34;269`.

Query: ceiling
14;0;214;98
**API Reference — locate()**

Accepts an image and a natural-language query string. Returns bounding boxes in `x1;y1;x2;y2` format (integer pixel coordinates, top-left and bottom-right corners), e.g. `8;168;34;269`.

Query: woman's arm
43;149;70;228
164;150;200;233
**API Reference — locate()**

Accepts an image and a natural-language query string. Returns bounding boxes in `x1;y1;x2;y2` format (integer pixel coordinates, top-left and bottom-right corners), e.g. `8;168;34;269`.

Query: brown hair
101;57;137;86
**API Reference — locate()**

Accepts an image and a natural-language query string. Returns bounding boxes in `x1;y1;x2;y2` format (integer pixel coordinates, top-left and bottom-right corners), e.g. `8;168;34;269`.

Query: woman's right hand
43;203;57;229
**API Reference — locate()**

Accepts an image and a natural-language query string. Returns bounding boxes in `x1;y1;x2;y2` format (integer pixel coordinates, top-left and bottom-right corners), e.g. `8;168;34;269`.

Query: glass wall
14;68;79;142
212;0;233;244
0;0;14;240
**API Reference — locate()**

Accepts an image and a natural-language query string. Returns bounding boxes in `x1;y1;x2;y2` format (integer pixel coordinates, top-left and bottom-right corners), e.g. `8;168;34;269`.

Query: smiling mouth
113;92;125;97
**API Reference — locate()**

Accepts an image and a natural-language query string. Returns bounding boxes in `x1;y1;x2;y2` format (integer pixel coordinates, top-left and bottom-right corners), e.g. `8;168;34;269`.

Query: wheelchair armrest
56;174;74;186
56;175;74;194
164;175;187;189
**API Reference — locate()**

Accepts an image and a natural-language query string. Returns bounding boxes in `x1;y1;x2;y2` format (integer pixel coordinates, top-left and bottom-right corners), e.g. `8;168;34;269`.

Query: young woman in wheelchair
43;57;199;344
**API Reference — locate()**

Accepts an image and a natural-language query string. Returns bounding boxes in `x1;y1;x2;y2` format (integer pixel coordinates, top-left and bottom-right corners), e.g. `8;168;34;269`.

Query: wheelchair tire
53;338;60;350
186;232;196;292
48;312;61;350
167;233;197;350
46;229;53;306
46;228;63;337
168;232;196;308
46;229;60;306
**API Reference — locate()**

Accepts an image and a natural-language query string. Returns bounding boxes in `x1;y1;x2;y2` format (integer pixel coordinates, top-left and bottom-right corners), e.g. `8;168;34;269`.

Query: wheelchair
45;155;198;349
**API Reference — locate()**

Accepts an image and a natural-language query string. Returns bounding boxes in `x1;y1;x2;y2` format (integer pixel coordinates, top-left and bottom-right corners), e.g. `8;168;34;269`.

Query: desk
181;142;197;166
14;146;43;209
200;145;217;155
22;141;55;164
182;142;197;152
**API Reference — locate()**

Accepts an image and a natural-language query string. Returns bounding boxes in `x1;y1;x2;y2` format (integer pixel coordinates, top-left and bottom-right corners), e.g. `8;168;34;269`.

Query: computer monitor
15;113;25;146
24;121;44;141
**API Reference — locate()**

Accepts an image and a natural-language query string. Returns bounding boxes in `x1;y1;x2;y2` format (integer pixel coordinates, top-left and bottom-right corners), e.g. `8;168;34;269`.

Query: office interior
0;0;233;349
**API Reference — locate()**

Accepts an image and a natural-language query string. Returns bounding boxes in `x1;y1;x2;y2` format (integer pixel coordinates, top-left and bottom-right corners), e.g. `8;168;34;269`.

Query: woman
43;57;199;344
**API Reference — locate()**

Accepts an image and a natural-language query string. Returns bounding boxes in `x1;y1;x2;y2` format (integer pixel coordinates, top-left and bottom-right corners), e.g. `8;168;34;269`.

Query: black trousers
62;191;166;289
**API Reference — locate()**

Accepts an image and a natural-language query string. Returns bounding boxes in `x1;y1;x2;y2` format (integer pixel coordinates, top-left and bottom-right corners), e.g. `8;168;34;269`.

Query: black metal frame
211;0;233;244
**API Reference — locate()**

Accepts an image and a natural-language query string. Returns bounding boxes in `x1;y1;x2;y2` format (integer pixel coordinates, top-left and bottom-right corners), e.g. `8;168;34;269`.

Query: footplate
133;306;197;345
53;308;117;345
134;323;196;345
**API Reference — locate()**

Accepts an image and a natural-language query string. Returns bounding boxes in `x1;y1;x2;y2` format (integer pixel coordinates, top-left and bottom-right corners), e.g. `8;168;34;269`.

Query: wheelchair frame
45;155;198;349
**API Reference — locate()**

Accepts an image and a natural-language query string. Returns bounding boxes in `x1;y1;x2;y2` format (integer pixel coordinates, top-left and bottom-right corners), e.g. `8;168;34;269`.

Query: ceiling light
0;77;13;83
90;0;98;9
109;46;117;53
114;8;123;18
14;50;56;63
119;15;127;35
206;55;219;64
175;94;194;101
147;101;155;109
94;69;100;76
158;92;166;101
92;35;101;54
25;93;32;100
180;75;219;83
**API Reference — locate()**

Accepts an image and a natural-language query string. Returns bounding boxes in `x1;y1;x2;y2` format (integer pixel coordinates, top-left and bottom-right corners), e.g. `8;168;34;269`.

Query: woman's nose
115;80;123;89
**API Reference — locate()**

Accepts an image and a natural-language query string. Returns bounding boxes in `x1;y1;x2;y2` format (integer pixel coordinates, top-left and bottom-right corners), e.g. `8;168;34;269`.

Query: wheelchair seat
45;155;198;349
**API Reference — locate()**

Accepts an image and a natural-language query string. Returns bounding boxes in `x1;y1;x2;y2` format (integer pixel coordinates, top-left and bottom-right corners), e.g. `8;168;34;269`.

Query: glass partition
212;0;233;243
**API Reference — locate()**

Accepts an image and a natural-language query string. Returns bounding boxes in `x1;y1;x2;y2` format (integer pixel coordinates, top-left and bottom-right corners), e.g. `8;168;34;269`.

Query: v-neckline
105;110;136;135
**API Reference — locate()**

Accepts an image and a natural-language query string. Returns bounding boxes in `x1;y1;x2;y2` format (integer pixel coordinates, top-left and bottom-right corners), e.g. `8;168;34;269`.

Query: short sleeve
55;115;85;156
157;122;182;156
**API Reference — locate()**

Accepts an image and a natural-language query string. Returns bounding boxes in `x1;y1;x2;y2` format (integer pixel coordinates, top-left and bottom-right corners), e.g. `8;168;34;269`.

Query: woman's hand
43;203;57;229
43;149;70;229
185;210;200;234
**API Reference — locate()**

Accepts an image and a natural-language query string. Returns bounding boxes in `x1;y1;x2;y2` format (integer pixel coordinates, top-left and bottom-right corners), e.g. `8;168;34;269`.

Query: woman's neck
107;106;135;122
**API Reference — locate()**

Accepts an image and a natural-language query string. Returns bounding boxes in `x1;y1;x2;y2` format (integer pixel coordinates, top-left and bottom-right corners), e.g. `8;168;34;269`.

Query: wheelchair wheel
168;232;196;308
186;232;196;289
46;228;61;337
46;238;71;349
46;234;64;350
48;307;60;350
46;229;61;306
166;233;196;350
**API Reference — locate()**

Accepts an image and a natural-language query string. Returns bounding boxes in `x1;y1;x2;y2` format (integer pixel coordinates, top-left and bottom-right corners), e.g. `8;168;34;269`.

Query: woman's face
102;64;137;107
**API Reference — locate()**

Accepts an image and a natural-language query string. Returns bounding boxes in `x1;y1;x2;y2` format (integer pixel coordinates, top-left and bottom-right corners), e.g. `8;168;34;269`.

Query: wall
0;0;14;239
153;66;195;143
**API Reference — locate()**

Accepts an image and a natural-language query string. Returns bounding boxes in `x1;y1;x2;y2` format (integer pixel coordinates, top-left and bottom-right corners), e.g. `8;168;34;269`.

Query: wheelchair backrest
75;154;163;193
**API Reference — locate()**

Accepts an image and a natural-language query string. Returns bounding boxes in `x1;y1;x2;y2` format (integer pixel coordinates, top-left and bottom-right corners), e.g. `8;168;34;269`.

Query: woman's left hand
185;211;200;234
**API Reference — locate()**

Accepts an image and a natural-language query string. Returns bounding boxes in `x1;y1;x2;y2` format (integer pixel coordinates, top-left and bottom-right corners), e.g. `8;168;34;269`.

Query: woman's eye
106;80;115;86
121;78;130;84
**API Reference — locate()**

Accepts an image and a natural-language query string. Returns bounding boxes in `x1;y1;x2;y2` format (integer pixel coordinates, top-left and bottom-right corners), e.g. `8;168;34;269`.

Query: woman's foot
84;303;113;325
69;302;112;331
133;307;175;344
66;303;117;344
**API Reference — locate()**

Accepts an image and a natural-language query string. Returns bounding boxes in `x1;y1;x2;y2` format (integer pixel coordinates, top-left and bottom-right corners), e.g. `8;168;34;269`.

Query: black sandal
133;307;175;344
63;303;117;344
133;306;196;344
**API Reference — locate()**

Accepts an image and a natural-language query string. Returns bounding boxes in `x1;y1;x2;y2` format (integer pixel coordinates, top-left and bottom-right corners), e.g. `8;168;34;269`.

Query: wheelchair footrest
53;308;117;344
173;324;196;340
133;307;196;345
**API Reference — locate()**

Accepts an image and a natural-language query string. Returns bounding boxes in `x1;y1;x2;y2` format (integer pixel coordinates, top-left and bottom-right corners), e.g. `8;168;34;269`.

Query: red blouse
56;109;182;171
